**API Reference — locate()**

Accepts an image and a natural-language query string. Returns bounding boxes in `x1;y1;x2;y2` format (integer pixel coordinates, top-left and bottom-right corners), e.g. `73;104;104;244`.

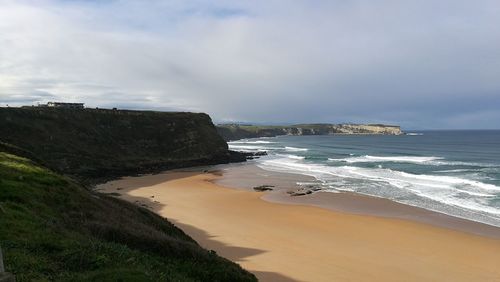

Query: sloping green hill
0;152;256;281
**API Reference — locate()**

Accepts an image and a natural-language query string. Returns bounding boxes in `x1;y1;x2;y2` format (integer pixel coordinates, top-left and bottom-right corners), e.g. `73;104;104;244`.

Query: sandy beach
97;168;500;282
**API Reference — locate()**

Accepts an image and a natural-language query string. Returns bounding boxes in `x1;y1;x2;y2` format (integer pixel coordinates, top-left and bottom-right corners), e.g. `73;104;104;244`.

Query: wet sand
97;167;500;282
215;163;500;239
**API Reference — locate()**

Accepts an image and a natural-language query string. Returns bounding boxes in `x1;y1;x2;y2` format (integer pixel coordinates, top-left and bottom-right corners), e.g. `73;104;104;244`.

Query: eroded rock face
333;124;402;135
0;107;239;181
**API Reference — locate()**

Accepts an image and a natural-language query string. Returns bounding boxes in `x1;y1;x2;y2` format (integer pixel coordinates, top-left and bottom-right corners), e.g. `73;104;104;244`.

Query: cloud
0;0;499;129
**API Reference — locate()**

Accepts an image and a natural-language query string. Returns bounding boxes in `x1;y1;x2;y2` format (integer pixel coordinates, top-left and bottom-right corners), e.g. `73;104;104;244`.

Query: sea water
228;131;500;227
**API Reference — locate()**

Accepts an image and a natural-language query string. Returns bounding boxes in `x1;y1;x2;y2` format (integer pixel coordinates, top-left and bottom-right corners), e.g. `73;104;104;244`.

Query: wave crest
329;155;443;164
258;157;500;222
285;146;308;152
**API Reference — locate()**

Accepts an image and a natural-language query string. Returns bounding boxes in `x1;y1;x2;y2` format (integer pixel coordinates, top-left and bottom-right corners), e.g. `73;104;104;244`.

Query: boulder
253;185;275;192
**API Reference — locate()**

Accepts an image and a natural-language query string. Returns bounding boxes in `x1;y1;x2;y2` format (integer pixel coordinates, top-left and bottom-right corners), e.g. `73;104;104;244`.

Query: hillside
0;107;244;182
0;151;256;281
216;123;403;141
0;107;255;280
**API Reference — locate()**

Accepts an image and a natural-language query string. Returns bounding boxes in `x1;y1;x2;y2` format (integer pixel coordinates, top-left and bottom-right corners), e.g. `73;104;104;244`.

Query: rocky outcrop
0;107;244;182
217;123;403;141
253;185;274;192
333;124;402;135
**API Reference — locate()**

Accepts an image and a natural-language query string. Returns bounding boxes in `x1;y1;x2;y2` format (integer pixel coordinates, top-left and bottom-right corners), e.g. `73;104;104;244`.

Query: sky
0;0;499;129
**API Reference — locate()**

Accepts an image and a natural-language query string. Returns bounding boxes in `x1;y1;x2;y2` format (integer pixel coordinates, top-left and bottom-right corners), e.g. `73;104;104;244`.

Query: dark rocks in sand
250;151;267;159
238;151;268;160
288;189;314;196
253;185;275;192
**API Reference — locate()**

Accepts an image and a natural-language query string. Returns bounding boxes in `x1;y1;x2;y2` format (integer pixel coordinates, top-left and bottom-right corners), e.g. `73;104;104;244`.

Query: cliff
217;123;403;141
0;107;256;280
0;107;243;182
0;151;256;281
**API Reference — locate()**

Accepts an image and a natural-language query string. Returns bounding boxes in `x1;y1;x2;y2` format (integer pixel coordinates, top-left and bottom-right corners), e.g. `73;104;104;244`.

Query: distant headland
216;123;403;141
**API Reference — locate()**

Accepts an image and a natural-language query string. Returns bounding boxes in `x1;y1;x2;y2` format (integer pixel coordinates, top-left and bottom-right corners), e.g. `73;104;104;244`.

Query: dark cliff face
216;126;285;141
0;109;257;279
0;107;239;181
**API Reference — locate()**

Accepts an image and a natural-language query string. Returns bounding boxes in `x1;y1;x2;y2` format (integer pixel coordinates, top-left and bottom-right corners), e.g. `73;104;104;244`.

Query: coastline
215;163;500;239
97;164;500;281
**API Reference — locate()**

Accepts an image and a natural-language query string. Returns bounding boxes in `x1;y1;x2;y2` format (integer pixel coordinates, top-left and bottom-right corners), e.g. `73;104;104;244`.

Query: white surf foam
228;144;271;152
276;154;305;160
230;140;275;144
329;155;443;164
257;157;500;219
432;160;498;167
285;146;308;152
327;155;496;167
436;169;475;173
406;133;424;136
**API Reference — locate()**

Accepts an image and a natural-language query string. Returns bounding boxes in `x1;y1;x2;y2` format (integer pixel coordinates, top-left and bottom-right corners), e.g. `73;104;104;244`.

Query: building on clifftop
39;102;85;109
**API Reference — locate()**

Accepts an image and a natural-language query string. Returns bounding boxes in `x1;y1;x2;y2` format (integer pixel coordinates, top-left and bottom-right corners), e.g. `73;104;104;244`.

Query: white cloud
1;0;499;128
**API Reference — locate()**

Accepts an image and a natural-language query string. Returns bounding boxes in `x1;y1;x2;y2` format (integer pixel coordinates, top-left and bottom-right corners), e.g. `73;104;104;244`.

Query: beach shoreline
214;162;500;239
96;164;500;281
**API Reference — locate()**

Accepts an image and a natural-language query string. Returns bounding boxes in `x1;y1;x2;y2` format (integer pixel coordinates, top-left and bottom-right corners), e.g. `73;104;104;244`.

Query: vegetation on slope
0;152;256;281
216;125;288;141
0;107;243;182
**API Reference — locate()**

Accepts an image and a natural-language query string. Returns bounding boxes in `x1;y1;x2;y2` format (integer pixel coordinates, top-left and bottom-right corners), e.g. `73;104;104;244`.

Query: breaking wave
329;155;442;164
285;146;308;152
257;156;500;225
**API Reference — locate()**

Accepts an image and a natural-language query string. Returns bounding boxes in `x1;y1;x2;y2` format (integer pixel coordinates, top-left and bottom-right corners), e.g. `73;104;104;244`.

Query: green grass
0;108;231;182
0;152;256;281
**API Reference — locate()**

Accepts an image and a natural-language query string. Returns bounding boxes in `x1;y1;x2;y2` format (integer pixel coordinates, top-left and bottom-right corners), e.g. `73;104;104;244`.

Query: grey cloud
0;0;499;129
0;90;56;104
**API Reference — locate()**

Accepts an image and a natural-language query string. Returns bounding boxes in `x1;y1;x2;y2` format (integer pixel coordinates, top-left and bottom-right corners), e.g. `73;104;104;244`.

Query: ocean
228;130;500;227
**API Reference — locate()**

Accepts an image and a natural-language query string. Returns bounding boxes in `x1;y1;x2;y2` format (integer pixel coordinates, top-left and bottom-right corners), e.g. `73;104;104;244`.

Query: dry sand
97;170;500;282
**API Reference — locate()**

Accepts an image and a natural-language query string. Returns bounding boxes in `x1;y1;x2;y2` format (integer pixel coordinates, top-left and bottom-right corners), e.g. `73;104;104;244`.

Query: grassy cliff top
0;107;232;182
0;151;256;281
